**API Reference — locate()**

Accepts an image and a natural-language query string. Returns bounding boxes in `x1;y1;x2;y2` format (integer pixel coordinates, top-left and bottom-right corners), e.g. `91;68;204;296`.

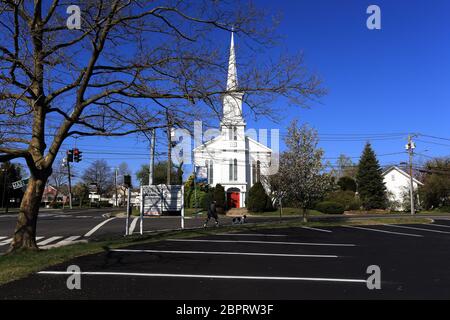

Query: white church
193;32;273;208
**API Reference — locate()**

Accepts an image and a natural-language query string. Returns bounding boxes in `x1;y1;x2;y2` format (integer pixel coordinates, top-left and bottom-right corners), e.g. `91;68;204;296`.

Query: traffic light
73;148;82;162
124;175;132;188
66;149;74;162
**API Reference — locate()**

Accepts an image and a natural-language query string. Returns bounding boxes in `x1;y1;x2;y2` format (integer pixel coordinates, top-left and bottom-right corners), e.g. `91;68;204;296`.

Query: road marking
129;217;139;234
37;236;63;246
428;223;450;228
166;239;355;247
301;226;332;233
61;236;81;242
0;238;12;246
0;236;7;241
110;249;338;258
84;217;116;237
384;224;450;234
217;233;287;237
344;226;423;238
38;271;366;283
0;236;44;246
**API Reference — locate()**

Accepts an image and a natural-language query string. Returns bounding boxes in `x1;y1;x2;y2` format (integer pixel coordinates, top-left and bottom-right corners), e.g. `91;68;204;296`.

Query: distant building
382;166;423;211
193;32;272;208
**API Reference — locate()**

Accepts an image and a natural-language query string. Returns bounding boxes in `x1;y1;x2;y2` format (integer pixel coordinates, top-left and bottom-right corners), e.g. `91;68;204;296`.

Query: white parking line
129;217;139;234
0;236;7;241
166;239;355;247
217;233;287;237
301;226;332;233
384;224;450;234
38;271;366;283
428;223;450;228
344;225;423;238
84;217;116;237
110;249;338;258
37;236;63;246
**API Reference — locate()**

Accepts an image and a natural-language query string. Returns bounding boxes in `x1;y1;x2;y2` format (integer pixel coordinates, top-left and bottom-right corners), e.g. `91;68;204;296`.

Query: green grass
249;208;323;217
0;216;432;286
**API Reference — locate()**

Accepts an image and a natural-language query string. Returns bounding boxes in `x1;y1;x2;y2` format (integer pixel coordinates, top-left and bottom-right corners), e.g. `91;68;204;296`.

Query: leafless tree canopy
0;0;325;251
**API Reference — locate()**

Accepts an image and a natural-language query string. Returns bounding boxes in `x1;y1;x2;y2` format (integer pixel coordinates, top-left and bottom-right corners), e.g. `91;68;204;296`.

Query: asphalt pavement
2;218;450;299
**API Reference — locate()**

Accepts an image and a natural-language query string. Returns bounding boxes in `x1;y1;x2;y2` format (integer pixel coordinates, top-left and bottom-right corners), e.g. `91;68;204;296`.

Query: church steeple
221;30;245;129
226;30;238;91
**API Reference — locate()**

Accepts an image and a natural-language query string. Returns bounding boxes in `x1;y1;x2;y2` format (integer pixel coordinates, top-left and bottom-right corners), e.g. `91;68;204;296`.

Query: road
0;208;267;253
2;218;450;299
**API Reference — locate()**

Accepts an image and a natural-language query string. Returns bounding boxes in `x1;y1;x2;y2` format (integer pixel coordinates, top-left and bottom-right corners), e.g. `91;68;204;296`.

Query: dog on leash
232;215;247;225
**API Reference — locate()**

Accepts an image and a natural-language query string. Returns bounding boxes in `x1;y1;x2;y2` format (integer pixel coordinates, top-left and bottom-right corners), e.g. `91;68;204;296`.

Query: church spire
226;29;238;91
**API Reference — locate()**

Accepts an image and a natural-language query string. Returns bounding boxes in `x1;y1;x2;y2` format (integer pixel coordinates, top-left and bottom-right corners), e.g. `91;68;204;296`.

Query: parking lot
1;219;450;299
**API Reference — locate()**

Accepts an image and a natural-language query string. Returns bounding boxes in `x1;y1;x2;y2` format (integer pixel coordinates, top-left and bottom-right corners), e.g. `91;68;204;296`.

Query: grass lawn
248;208;323;217
0;215;432;286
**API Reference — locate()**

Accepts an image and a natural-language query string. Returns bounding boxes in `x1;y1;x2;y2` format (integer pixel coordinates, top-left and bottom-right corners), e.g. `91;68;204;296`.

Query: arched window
228;127;233;140
233;126;237;140
234;159;238;181
229;159;233;181
256;160;261;183
252;162;256;185
209;160;214;184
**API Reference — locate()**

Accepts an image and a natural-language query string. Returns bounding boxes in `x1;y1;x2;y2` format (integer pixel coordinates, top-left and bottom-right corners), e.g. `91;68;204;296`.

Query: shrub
347;199;362;211
213;184;226;209
325;190;357;211
247;182;269;212
337;176;357;192
315;201;345;214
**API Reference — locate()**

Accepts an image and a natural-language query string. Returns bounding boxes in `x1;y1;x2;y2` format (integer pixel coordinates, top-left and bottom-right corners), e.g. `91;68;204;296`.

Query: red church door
227;192;240;208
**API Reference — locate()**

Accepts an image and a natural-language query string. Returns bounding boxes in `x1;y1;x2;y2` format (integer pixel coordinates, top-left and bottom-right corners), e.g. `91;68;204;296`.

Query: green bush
337;176;357;192
437;206;450;213
325;190;357;211
247;182;269;212
213;184;226;208
315;201;345;214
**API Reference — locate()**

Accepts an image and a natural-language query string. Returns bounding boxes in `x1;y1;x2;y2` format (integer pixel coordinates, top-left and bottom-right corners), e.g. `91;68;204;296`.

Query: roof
382;166;424;185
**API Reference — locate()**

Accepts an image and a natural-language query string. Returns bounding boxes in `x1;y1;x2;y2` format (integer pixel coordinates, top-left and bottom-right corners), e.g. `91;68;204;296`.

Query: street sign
12;178;28;190
140;185;183;216
88;183;98;193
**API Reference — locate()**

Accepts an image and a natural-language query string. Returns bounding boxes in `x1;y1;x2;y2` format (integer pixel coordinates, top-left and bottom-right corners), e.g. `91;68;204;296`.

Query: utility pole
67;160;73;210
166;111;173;185
114;167;118;207
1;168;7;212
149;129;156;185
405;135;416;215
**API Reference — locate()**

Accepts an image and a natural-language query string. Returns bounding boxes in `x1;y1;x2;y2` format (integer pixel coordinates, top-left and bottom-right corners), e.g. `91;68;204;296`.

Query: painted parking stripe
384;224;450;234
110;249;338;258
166;239;355;247
129;217;139;234
301;226;332;233
344;226;423;238
217;233;287;237
37;236;63;246
38;271;366;283
84;217;116;237
429;223;450;229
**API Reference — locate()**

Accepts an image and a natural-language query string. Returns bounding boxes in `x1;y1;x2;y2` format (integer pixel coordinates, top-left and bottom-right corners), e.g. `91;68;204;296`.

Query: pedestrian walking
204;200;219;228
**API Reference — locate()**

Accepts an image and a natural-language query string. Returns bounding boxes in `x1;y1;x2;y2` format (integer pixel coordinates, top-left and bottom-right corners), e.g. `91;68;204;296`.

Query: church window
256;160;261;183
233;126;237;140
209;161;214;184
229;159;233;181
234;158;238;181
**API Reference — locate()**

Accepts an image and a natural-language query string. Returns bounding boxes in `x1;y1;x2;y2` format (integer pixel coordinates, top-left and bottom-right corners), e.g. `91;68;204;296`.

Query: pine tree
356;143;387;210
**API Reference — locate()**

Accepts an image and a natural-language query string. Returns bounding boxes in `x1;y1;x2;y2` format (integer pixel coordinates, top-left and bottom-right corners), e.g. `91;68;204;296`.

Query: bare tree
0;1;325;251
278;120;332;222
82;159;113;196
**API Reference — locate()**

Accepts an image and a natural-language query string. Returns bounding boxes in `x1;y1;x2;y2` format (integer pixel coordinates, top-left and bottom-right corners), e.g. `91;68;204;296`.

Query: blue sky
53;0;450;183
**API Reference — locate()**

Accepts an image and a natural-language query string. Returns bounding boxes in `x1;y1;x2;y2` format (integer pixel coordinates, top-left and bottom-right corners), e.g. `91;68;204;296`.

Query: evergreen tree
248;182;270;212
356;143;387;210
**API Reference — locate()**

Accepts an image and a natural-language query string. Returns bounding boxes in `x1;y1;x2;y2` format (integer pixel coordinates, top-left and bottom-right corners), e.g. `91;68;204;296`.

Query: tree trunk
302;207;308;223
8;175;48;252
